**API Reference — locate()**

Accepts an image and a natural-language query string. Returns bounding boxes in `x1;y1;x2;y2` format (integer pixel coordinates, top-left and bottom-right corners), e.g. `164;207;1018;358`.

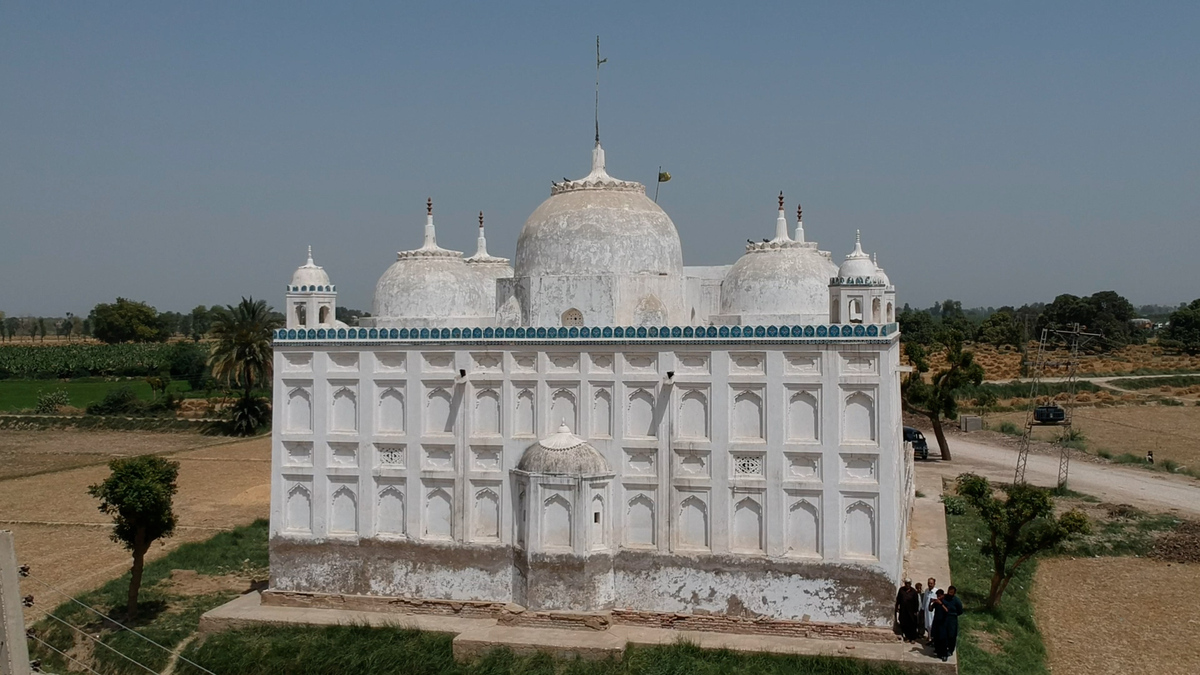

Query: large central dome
514;144;683;278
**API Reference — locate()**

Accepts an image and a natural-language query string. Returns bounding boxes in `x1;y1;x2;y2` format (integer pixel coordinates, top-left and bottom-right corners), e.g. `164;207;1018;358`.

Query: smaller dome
291;246;331;289
518;423;610;475
838;231;877;281
873;254;891;288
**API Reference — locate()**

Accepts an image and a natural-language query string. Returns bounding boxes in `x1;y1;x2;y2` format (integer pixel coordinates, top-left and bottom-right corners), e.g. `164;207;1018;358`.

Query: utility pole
0;531;32;675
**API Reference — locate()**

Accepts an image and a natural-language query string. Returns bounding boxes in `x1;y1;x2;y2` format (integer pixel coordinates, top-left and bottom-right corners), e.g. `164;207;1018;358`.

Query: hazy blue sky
2;1;1198;317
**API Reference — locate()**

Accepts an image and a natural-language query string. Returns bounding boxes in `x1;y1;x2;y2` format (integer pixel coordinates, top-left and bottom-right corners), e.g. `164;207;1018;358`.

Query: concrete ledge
202;592;956;673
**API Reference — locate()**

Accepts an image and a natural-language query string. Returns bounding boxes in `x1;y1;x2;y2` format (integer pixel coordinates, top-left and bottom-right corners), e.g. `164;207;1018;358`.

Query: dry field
0;430;270;623
916;342;1200;381
0;429;233;480
983;404;1200;468
1034;557;1200;675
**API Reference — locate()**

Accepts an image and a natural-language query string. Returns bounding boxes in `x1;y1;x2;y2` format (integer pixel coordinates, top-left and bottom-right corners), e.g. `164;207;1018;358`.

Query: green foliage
34;388;70;413
1038;291;1141;350
0;342;178;379
88;455;180;615
167;341;213;389
89;297;171;344
1108;374;1200;390
1160;298;1200;355
998;421;1020;435
0;378;192;413
978;310;1023;348
85;386;183;416
945;497;1049;675
902;331;986;458
941;494;967;515
897;306;937;346
957;380;1100;401
227;393;271;436
208;297;282;397
955;474;1090;609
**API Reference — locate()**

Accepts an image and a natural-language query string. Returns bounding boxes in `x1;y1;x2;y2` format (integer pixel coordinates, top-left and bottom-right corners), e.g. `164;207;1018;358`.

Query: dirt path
919;434;1200;517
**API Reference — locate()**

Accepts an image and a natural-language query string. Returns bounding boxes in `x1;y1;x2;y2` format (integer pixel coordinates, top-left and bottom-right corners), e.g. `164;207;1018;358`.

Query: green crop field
0;378;192;412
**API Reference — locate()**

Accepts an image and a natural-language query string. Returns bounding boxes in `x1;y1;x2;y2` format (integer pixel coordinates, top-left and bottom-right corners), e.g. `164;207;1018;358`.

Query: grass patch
958;380;1100;402
27;520;269;675
179;627;913;675
1057;505;1181;558
998;421;1021;436
946;493;1049;675
1107;374;1200;390
0;378;193;412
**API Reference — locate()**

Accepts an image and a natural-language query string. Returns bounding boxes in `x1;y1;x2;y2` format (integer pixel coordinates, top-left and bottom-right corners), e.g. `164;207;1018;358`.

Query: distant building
267;137;912;630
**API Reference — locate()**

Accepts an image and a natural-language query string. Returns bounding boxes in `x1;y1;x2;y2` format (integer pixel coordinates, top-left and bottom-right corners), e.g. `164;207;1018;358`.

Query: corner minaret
795;203;805;243
773;191;791;243
286;246;337;329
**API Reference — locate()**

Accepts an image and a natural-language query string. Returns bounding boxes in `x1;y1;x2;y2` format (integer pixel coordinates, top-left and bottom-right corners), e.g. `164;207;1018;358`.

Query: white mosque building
268;138;911;634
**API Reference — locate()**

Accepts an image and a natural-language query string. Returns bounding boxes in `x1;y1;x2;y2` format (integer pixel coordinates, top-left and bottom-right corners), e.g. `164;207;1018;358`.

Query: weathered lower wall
271;538;894;626
612;550;896;626
270;537;515;603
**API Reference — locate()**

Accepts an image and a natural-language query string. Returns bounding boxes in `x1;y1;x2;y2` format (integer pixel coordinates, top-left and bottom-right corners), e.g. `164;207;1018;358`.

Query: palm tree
208;297;282;434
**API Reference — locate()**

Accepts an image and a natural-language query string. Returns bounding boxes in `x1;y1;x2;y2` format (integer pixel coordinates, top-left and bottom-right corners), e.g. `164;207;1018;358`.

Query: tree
3;317;18;342
955;473;1089;609
1039;291;1138;350
190;305;214;340
209;297;282;435
902;331;985;460
1161;299;1200;355
978;310;1022;348
37;317;47;342
89;298;170;343
898;306;938;347
87;456;179;617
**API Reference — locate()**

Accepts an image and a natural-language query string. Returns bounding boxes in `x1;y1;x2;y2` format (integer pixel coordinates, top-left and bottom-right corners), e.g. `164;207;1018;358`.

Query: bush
34;389;70;414
227;395;271;436
998;421;1020;435
85;386;181;417
941;495;967;515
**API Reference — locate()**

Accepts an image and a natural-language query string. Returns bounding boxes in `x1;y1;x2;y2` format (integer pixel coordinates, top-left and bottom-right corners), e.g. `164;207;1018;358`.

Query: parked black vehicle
904;426;929;460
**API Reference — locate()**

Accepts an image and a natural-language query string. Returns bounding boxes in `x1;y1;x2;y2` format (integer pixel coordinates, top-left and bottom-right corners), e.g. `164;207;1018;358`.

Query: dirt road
920;434;1200;516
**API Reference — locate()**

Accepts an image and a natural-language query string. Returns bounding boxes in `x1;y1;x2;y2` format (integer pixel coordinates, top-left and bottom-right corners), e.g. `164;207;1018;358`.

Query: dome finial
794;202;805;243
772;191;791;242
848;230;868;259
595;36;607;144
422;198;437;249
474;211;489;257
306;245;313;265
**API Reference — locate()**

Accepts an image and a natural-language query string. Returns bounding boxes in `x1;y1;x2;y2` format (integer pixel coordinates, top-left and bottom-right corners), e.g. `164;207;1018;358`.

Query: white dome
465;212;514;281
517;423;610;475
291;247;332;290
720;244;838;322
514;144;683;278
372;206;494;323
837;232;878;282
873;256;891;288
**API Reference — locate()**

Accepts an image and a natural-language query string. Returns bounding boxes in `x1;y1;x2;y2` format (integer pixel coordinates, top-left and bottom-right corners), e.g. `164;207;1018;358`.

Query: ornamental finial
478;211;484;229
306;245;313;265
778;191;785;210
426;197;433;216
796;203;802;222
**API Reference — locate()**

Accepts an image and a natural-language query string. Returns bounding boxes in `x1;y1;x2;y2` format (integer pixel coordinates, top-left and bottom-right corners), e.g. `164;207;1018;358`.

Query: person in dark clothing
930;589;948;658
940;586;964;659
894;579;922;641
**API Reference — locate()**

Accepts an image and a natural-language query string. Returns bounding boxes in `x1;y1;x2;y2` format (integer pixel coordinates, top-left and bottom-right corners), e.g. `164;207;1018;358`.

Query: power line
38;613;159;675
23;574;217;675
26;633;102;675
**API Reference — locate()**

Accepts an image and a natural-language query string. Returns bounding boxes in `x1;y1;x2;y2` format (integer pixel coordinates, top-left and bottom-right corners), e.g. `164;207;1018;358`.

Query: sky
2;1;1198;317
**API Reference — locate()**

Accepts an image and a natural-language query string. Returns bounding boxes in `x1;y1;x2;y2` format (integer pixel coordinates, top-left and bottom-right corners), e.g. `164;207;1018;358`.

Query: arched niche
424;487;453;540
331;386;357;432
285;484;312;533
591;389;612;437
731;496;763;553
561;308;584;327
286;387;312;432
788;498;820;556
844;499;877;558
589;494;606;551
473;488;500;541
330;485;357;534
550;389;577;431
886;301;894;323
678;389;708;439
871;297;881;323
378;387;405;433
633;294;667;326
294;303;307;327
543;494;572;549
626;494;655;547
425;387;453;435
515;388;535;436
319;305;330;324
377;486;405;536
626;389;655;438
474;389;501;436
677;495;709;550
787;390;819;441
732;390;764;440
849;297;864;323
844;391;876;442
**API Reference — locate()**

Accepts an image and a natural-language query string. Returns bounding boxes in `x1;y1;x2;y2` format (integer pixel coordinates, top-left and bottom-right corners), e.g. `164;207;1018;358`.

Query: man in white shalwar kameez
922;577;941;640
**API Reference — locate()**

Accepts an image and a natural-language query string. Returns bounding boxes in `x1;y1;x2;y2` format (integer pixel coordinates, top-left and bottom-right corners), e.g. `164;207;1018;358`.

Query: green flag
658;171;671;183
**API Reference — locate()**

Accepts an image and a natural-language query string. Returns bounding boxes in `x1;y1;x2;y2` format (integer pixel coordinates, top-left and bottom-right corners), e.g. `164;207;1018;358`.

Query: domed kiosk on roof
715;195;839;325
290;246;332;291
372;199;495;328
285;247;346;330
517;422;610;475
498;142;687;327
829;231;897;323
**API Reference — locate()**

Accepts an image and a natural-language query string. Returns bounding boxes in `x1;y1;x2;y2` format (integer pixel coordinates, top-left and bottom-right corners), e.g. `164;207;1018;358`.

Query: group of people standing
894;577;962;662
